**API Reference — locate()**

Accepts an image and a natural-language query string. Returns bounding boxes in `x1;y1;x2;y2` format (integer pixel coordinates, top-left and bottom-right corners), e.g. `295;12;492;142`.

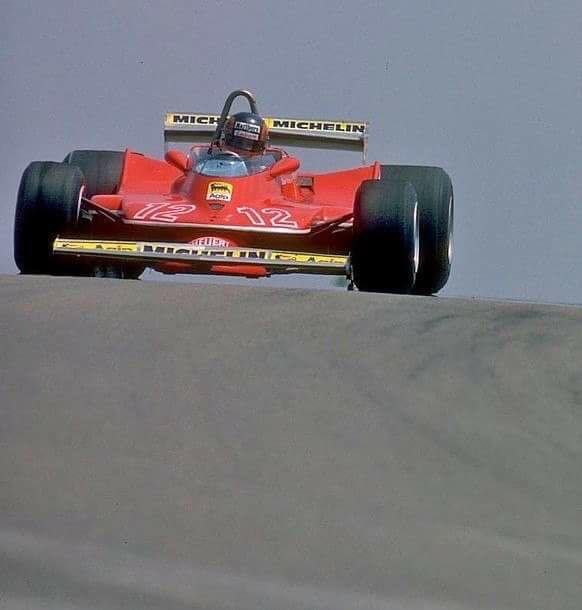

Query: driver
222;112;269;157
195;111;278;177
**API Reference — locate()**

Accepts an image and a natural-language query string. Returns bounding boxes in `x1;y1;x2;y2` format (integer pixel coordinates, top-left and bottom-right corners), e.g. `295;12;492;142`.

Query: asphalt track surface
1;276;581;610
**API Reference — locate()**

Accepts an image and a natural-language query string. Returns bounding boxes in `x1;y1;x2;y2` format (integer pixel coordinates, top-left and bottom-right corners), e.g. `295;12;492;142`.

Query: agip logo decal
206;181;233;202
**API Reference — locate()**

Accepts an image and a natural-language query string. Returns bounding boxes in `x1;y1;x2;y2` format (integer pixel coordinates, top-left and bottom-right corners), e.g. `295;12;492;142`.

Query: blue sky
2;0;581;302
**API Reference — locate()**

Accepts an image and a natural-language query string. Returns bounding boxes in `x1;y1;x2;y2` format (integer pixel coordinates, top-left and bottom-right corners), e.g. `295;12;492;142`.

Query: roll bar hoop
209;90;258;152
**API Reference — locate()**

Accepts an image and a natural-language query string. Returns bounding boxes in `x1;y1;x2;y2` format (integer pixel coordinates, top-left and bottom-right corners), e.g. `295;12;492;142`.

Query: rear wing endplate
164;112;369;163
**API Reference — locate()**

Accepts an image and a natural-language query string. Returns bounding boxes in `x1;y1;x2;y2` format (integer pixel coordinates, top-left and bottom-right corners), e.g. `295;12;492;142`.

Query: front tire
14;162;85;274
381;166;453;295
351;179;419;293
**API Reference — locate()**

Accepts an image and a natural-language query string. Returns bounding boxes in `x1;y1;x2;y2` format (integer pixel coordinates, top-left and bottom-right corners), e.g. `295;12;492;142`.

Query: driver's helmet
223;112;268;155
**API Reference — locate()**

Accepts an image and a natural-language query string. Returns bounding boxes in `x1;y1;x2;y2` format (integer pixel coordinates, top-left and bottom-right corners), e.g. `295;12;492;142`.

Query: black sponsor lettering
334;123;366;133
170;115;219;126
172;114;191;124
196;116;219;125
141;245;270;261
269;119;365;134
203;249;232;257
234;121;260;133
235;250;266;260
143;244;169;254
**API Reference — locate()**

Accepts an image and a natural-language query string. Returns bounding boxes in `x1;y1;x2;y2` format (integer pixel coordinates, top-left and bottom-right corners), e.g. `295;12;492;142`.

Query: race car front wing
53;238;349;275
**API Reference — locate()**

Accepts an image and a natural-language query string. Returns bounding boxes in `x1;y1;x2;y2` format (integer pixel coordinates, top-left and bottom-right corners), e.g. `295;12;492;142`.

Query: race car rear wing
164;112;369;163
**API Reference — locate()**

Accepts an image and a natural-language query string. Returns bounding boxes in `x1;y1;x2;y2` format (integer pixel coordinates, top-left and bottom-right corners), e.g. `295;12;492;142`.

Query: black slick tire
14;161;84;274
63;150;124;198
351;178;419;293
380;165;453;295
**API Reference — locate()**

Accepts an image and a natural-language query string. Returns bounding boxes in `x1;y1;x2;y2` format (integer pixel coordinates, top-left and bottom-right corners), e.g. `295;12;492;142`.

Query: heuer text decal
207;181;233;202
191;236;233;248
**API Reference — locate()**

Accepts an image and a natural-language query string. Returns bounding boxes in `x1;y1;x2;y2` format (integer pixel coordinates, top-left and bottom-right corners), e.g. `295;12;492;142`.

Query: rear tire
380;165;453;295
14;162;85;274
351;179;419;293
63;149;143;279
63;150;124;198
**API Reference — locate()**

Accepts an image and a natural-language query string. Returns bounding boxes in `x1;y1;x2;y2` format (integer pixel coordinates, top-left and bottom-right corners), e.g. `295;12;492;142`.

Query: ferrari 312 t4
14;89;453;293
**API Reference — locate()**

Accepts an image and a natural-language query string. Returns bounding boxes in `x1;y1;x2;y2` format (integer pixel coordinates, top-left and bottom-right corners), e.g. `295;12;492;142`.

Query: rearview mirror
165;149;189;172
269;157;300;179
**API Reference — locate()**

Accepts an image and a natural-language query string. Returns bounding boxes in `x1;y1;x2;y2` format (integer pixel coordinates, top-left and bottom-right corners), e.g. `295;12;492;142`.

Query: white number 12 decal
237;207;299;229
134;203;197;222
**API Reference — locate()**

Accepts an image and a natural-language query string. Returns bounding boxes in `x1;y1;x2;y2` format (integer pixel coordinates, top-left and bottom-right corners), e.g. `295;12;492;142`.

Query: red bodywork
78;148;381;277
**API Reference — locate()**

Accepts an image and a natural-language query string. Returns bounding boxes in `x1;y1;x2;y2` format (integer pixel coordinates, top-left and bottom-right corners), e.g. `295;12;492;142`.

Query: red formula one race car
14;90;453;293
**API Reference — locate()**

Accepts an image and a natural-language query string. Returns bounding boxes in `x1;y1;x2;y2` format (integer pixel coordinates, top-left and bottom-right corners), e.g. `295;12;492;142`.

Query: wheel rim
76;185;85;222
413;200;420;274
447;192;454;265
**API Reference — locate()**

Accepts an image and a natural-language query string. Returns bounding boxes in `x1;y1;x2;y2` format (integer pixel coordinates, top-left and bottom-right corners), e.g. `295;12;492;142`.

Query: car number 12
237;207;299;229
133;203;197;222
